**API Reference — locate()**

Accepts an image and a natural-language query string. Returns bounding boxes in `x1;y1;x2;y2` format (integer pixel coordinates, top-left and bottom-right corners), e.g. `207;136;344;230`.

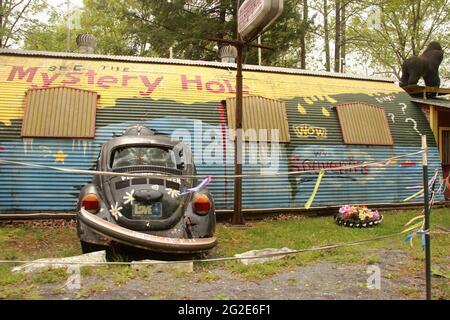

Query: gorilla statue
399;41;444;88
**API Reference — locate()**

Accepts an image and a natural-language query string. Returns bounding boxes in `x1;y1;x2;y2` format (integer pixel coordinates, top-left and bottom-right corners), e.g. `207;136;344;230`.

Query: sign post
209;0;283;225
232;41;244;225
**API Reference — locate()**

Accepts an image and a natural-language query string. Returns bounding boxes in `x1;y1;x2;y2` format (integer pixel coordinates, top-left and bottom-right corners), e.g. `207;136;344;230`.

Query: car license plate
133;203;162;217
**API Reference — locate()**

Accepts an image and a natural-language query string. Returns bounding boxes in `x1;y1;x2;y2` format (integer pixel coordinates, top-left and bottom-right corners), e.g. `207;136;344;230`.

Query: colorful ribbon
181;176;212;196
305;170;325;209
402;169;439;249
402;189;424;202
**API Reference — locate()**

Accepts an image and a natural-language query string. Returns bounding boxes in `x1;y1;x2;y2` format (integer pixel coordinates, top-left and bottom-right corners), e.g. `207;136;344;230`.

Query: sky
48;0;84;11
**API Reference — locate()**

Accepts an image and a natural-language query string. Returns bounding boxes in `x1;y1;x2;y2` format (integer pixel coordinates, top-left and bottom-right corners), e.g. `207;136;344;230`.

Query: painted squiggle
405;118;421;136
400;103;407;115
388;113;395;123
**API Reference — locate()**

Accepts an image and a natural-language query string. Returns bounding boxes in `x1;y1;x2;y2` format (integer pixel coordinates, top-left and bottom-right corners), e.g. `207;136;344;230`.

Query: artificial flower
166;188;180;198
339;205;381;222
339;205;350;214
372;210;380;220
109;202;123;220
123;189;135;205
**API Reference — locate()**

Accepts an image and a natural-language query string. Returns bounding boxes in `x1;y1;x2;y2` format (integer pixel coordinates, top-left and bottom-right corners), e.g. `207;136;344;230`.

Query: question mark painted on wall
388;113;395;123
400;103;407;115
405;118;421;136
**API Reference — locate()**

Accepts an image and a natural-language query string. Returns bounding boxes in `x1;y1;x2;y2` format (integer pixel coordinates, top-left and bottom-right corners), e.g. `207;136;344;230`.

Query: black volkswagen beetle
76;125;217;254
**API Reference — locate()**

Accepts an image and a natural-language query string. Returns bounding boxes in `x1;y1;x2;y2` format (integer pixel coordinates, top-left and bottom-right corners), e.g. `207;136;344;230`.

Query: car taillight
81;194;100;213
193;194;210;215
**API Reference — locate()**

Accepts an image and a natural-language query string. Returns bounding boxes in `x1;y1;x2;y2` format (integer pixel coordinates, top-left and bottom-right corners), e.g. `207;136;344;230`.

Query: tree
323;0;331;71
0;0;46;48
118;0;237;60
81;0;138;55
348;0;450;79
22;11;68;52
334;0;340;72
299;0;309;69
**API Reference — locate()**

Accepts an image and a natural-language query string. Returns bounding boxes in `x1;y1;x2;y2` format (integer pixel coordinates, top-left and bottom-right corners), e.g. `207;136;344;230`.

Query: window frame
336;102;394;146
225;95;291;143
439;127;450;164
21;86;99;139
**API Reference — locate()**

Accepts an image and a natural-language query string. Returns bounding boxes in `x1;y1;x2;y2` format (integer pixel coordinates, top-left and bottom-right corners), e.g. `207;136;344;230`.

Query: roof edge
0;48;394;83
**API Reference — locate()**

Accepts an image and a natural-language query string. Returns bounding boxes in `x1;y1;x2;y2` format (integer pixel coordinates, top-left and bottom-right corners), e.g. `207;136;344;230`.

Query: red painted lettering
139;75;163;96
205;80;225;94
41;73;59;87
97;75;118;89
62;72;82;85
223;79;250;94
86;70;96;84
181;75;202;90
122;75;137;86
7;66;37;82
223;79;236;93
289;156;303;171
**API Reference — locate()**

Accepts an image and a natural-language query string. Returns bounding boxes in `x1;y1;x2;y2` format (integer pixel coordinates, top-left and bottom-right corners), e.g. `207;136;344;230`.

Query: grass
0;208;448;299
194;271;221;283
209;208;450;282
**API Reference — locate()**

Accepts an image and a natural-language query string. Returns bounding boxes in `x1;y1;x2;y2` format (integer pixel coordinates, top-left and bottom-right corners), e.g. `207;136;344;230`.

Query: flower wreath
335;205;383;228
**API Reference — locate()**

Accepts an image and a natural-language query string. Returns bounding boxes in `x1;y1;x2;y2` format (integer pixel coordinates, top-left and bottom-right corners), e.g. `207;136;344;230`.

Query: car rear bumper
78;208;217;253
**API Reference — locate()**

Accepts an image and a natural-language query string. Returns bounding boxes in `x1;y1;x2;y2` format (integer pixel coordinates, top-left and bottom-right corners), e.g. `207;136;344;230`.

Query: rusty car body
76;125;217;253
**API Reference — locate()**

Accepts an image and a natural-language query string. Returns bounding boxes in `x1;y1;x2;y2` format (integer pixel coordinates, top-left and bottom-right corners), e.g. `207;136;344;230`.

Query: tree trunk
411;0;422;56
334;0;341;72
300;0;308;69
0;0;5;48
324;0;330;71
340;1;346;72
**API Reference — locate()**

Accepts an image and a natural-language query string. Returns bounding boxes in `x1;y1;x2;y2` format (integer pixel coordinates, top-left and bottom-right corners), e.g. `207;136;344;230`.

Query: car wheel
80;241;108;254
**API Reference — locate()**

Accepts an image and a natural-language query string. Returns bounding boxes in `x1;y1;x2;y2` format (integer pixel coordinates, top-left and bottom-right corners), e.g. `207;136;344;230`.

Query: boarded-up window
336;103;393;146
21;87;98;138
440;129;450;164
226;96;290;143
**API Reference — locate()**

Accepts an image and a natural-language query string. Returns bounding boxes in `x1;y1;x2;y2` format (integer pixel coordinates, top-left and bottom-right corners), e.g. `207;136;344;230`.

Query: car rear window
111;146;177;169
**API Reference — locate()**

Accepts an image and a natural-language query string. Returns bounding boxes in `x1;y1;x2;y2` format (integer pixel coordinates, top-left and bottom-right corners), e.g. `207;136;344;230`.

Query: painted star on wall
54;150;67;163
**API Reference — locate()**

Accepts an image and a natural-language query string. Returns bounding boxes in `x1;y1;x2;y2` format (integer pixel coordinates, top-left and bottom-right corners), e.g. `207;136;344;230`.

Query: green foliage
347;0;450;79
0;0;48;48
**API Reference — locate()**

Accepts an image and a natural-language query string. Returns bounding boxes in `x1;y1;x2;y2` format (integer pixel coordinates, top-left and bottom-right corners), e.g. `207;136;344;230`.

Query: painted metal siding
22;87;98;138
0;53;444;213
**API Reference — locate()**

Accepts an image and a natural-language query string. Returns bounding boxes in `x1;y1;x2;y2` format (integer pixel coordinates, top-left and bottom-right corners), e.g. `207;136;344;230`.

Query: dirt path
38;249;436;300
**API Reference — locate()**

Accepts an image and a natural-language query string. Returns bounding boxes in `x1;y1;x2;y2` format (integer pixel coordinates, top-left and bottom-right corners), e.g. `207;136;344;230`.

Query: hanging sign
238;0;284;42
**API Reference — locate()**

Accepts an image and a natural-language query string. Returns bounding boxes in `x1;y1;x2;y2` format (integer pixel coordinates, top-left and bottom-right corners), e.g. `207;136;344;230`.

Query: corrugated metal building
407;87;450;199
0;49;445;213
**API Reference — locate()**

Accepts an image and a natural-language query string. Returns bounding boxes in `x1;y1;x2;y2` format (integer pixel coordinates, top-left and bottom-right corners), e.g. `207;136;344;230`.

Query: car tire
80;241;108;254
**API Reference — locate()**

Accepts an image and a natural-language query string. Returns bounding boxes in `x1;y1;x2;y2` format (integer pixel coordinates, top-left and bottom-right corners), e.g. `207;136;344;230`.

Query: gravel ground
36;249;437;300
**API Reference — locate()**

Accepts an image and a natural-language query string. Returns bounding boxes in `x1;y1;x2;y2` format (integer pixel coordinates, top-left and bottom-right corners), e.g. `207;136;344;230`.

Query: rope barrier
0;231;410;267
0;150;424;180
0;225;447;269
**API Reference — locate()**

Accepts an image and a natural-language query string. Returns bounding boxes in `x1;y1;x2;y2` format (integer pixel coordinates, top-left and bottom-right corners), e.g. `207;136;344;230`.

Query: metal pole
232;42;244;225
422;135;431;300
258;36;262;66
231;0;244;225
